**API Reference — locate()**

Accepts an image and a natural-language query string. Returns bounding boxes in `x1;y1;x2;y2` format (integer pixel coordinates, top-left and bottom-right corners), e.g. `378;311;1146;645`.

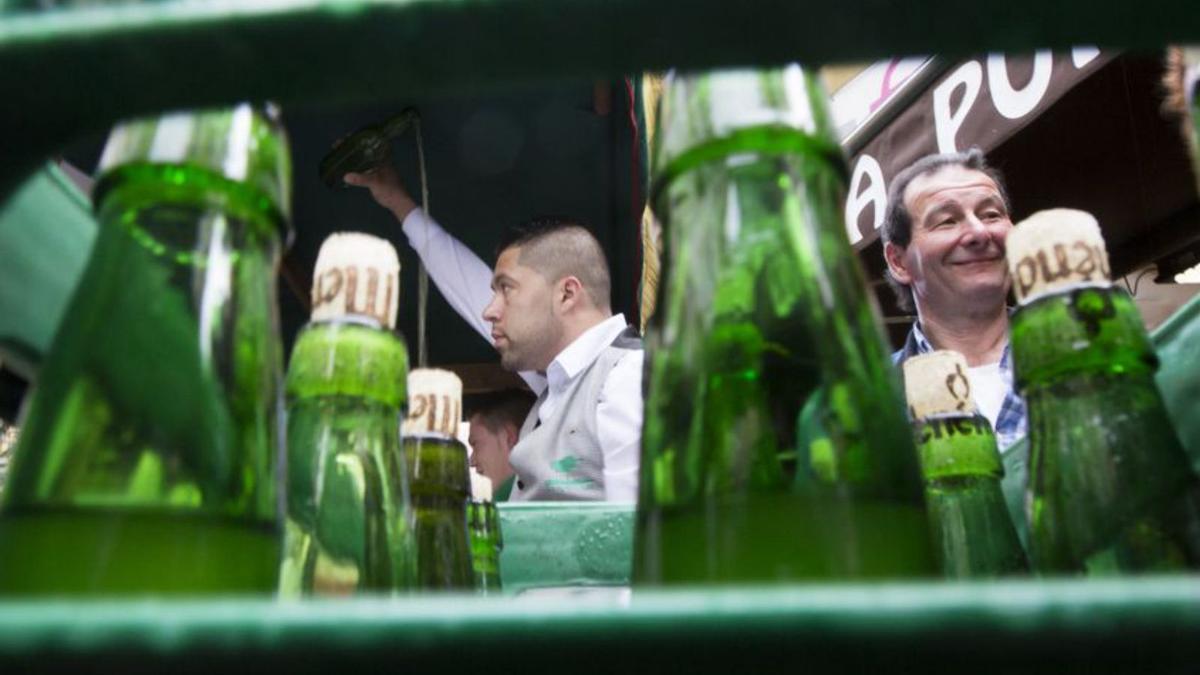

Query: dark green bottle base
0;507;280;595
634;493;936;585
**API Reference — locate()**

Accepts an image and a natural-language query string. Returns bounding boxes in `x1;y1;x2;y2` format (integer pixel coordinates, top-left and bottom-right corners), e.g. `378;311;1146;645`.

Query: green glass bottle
278;233;416;596
634;66;936;585
319;108;418;189
468;469;503;594
0;104;291;595
1008;209;1200;574
903;351;1029;578
403;369;474;590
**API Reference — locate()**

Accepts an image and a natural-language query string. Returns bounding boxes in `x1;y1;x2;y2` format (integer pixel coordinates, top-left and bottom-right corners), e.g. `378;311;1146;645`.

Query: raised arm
345;164;546;393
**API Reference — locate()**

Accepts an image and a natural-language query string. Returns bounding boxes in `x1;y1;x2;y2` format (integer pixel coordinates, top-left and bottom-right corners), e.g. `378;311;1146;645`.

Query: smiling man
882;148;1026;450
346;163;643;502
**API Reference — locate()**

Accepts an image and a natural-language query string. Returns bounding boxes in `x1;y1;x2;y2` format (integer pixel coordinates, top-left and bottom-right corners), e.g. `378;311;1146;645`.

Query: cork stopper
311;232;400;328
903;350;977;420
470;468;493;503
1006;209;1110;304
403;368;462;437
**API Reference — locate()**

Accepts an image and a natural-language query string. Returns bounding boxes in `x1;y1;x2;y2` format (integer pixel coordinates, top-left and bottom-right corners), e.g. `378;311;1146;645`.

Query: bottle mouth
95;104;293;243
309;314;386;331
403;431;461;444
649;125;846;215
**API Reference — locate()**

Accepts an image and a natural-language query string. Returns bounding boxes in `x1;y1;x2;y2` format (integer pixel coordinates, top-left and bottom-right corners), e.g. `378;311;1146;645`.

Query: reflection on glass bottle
634;66;936;585
403;369;474;590
1009;209;1200;574
0;421;16;496
0;104;291;594
468;469;503;594
279;233;415;596
903;351;1028;578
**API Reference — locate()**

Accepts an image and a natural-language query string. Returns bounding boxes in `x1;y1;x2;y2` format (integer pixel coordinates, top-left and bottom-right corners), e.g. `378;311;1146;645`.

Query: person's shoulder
600;343;643;391
608;324;643;353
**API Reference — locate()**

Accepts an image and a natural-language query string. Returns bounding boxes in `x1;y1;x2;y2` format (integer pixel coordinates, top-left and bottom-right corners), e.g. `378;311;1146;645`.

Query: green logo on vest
552;456;580;473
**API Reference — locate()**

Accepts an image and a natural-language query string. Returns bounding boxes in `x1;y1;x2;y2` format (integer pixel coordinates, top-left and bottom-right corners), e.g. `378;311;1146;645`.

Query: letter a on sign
845;154;887;246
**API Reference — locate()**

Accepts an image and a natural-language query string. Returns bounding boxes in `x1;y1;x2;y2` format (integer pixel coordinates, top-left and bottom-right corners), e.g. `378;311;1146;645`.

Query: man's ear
884;241;913;286
557;276;585;311
503;424;520;451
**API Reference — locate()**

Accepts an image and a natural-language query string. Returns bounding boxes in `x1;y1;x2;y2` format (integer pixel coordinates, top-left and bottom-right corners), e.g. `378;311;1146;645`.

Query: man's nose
960;216;990;244
482;295;501;323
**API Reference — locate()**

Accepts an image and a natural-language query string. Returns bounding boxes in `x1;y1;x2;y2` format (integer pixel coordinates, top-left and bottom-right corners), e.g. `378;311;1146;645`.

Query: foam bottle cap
470;468;493;503
311;232;401;328
903;350;977;421
1006;209;1111;305
404;368;462;437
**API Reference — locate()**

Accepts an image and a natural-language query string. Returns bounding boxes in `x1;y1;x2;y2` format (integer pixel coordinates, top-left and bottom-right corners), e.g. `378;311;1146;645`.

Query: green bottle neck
286;320;409;408
915;414;1004;484
404;434;470;498
95;105;292;231
1011;285;1156;392
468;501;502;546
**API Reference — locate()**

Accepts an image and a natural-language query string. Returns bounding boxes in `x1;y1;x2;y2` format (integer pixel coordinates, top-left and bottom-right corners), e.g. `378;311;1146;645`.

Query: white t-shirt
968;362;1006;431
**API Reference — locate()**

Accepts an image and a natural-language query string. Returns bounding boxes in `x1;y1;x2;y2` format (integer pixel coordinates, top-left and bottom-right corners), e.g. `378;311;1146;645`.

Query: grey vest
508;327;642;501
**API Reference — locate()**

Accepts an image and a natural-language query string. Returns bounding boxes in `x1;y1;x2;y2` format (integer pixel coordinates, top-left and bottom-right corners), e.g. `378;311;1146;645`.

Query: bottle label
1007;209;1111;304
916;414;990;444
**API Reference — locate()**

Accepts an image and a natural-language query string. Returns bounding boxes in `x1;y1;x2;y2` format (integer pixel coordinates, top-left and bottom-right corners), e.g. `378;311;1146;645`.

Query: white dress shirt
530;314;643;502
401;208;643;502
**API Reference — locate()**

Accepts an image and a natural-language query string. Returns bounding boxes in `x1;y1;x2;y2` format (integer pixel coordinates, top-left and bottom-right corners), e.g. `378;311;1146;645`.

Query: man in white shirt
882;148;1026;452
346;164;643;503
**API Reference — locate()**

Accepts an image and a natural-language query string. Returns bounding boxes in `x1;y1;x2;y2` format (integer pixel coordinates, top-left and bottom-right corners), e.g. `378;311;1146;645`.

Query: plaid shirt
891;321;1028;452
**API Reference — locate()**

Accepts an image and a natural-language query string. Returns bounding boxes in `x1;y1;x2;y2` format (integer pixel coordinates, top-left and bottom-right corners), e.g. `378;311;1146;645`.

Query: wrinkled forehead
904;166;1002;218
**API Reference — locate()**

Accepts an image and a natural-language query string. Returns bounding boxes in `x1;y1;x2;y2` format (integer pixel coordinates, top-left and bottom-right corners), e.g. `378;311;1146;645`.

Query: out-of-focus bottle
0;104;291;595
1009;209;1200;574
633;66;936;585
903;350;1029;578
403;369;474;590
468;468;503;594
279;232;416;596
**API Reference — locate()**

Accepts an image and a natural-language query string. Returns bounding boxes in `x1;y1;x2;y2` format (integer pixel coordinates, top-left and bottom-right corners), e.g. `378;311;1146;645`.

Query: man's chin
957;281;1011;308
499;354;526;373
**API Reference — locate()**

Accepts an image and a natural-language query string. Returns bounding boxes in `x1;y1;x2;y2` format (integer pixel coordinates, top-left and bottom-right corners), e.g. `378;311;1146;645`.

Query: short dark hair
497;216;612;311
466;388;537;433
881;148;1012;313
